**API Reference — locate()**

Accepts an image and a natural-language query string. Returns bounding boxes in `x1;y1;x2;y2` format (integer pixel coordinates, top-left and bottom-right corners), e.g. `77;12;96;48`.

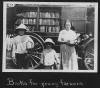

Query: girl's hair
64;20;76;31
64;20;72;28
71;26;76;31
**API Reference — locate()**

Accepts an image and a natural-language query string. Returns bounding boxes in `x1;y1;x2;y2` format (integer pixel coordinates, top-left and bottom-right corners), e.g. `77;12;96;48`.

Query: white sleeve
69;31;77;44
53;50;60;64
58;31;63;42
26;36;34;49
40;52;44;64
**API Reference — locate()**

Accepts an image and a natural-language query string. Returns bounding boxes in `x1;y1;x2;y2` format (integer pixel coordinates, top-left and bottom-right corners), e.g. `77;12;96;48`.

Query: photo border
3;1;98;73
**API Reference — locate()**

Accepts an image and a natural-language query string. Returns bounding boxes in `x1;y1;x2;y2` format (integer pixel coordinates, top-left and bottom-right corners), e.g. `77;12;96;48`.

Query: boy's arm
40;52;44;64
54;51;60;64
26;36;34;49
26;36;35;54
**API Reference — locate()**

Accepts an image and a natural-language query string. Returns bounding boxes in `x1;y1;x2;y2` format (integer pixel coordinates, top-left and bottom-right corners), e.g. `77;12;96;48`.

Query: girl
41;38;60;69
58;20;78;71
12;24;34;69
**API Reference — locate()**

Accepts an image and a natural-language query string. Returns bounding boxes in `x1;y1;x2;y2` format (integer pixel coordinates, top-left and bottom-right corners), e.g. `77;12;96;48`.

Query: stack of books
40;12;59;18
40;26;60;33
16;12;37;18
39;19;59;25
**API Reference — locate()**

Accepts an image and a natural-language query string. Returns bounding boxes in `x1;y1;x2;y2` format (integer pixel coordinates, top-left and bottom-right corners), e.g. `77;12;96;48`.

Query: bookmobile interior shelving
14;5;61;40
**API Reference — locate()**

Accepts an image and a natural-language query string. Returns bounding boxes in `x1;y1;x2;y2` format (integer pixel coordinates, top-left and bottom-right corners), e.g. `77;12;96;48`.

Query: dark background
0;0;99;88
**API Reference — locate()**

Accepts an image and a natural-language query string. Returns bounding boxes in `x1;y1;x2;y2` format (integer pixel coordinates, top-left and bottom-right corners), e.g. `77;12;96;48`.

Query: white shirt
12;35;34;57
41;49;60;66
58;29;77;44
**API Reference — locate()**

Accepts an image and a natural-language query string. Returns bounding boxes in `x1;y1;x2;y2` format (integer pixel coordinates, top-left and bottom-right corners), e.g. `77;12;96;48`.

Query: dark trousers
15;53;28;69
44;64;57;69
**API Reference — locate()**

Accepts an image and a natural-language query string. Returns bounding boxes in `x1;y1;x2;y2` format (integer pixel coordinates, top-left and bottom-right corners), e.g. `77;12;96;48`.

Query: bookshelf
14;5;61;52
14;5;61;36
39;7;61;35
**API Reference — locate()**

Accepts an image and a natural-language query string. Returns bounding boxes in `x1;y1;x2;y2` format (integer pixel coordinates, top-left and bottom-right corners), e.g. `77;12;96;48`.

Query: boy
12;24;34;69
41;38;60;69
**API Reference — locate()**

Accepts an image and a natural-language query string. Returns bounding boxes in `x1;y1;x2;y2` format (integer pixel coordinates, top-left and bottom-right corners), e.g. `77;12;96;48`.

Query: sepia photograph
3;2;98;72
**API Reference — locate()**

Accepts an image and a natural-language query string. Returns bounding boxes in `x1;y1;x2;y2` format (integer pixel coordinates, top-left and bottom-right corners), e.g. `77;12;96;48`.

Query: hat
45;38;55;45
16;24;27;31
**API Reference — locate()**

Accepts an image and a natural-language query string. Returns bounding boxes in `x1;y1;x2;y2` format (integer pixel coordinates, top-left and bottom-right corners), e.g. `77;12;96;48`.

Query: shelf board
17;16;37;19
15;24;60;27
39;18;60;19
33;31;59;33
39;25;60;26
15;24;36;26
17;17;60;19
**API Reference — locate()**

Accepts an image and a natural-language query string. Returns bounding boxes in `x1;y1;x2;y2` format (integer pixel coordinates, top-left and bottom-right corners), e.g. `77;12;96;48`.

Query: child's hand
67;40;70;43
12;55;15;60
12;57;16;64
61;38;64;41
56;63;60;70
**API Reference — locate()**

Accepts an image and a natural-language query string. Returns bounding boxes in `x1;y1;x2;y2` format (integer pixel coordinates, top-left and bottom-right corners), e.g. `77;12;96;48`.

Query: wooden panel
61;7;87;33
86;22;94;35
72;20;86;33
61;7;86;19
7;7;16;34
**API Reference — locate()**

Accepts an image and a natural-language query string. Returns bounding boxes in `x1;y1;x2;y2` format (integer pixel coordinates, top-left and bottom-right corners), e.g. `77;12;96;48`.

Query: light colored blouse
12;35;34;58
41;49;60;66
58;29;77;44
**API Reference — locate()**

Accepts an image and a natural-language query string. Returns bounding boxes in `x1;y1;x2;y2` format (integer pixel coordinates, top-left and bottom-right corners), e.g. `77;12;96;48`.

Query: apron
60;44;78;71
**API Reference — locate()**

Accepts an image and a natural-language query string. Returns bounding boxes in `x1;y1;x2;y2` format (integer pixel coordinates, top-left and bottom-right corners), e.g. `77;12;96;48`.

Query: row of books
39;12;60;18
39;19;59;25
16;12;37;18
16;19;60;25
15;19;36;25
16;12;60;18
40;26;60;33
15;25;60;33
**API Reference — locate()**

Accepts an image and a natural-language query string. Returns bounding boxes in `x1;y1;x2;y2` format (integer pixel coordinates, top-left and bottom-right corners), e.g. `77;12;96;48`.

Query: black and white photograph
3;2;98;72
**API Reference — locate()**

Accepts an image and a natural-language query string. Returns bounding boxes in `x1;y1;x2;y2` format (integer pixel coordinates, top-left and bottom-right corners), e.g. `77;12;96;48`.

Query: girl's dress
12;35;34;69
58;29;78;71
